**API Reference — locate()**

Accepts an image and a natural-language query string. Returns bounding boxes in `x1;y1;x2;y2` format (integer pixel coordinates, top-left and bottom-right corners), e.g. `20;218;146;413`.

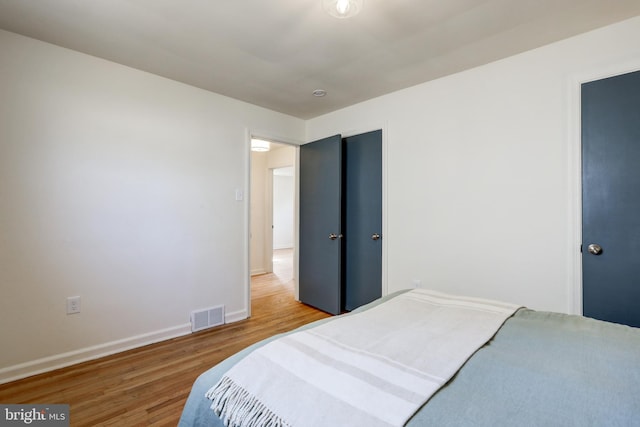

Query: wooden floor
0;249;330;426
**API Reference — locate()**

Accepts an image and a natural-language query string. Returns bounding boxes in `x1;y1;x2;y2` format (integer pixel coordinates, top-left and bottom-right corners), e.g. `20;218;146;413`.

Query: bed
179;289;640;427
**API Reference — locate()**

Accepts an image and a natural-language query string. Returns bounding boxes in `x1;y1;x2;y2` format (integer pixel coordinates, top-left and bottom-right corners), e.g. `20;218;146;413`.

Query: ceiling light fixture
322;0;363;19
251;138;271;152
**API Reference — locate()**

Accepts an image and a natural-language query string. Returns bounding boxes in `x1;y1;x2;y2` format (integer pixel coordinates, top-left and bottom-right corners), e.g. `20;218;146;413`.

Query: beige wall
250;151;268;275
250;145;295;275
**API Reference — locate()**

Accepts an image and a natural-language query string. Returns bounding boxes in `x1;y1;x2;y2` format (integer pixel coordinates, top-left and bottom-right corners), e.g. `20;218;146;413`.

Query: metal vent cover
190;305;225;332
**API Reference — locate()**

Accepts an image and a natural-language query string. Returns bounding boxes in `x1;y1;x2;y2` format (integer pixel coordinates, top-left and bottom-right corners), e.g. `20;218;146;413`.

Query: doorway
249;140;296;289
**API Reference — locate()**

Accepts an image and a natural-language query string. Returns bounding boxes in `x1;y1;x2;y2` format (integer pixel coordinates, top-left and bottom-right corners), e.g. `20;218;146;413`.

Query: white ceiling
1;0;639;119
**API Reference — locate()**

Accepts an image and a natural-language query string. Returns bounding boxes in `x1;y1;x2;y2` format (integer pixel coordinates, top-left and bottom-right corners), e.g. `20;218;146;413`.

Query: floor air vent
191;305;225;332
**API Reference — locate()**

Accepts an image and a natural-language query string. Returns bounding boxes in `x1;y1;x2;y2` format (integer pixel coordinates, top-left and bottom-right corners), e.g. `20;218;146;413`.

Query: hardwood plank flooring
0;249;330;426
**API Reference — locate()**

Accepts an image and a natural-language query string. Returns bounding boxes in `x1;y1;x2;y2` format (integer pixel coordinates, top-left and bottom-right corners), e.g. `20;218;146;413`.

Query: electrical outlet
66;296;81;314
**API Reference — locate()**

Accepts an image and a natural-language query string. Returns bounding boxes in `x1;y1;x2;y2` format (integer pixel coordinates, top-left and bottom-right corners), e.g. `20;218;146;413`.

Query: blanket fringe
206;376;291;427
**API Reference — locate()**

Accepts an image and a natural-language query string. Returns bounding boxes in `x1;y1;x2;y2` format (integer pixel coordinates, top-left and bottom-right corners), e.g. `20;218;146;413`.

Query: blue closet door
582;70;640;327
299;134;343;315
344;130;382;311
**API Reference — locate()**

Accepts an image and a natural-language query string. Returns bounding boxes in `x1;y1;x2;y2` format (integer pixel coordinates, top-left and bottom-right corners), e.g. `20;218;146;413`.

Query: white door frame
245;130;301;317
264;167;274;275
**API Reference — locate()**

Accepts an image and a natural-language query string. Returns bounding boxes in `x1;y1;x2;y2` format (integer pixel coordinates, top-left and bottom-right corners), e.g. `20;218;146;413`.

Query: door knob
587;243;603;255
371;233;381;241
328;233;343;240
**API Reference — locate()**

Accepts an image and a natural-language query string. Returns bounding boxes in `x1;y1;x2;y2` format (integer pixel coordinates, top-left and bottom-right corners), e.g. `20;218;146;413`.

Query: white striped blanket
206;289;521;427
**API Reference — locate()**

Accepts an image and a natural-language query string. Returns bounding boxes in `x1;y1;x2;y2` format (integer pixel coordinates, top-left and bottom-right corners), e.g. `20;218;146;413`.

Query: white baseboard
0;310;250;385
273;245;293;250
225;309;248;324
0;310;252;385
0;323;192;385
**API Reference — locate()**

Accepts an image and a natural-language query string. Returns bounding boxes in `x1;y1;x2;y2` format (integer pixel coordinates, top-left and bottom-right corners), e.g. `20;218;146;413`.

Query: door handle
328;233;343;240
371;233;381;241
587;243;603;255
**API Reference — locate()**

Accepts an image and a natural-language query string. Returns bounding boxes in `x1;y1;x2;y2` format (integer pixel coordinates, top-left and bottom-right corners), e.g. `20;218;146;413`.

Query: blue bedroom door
344;130;382;311
582;70;640;328
299;134;343;315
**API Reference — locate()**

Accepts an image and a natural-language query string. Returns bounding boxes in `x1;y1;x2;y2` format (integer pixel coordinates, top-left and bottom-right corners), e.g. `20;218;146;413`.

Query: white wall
306;16;640;314
273;170;295;249
0;29;305;382
269;148;296;251
3;16;640;382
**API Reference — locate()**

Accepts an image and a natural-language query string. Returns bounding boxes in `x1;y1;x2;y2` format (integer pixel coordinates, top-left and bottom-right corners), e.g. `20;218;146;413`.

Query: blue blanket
179;294;640;426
